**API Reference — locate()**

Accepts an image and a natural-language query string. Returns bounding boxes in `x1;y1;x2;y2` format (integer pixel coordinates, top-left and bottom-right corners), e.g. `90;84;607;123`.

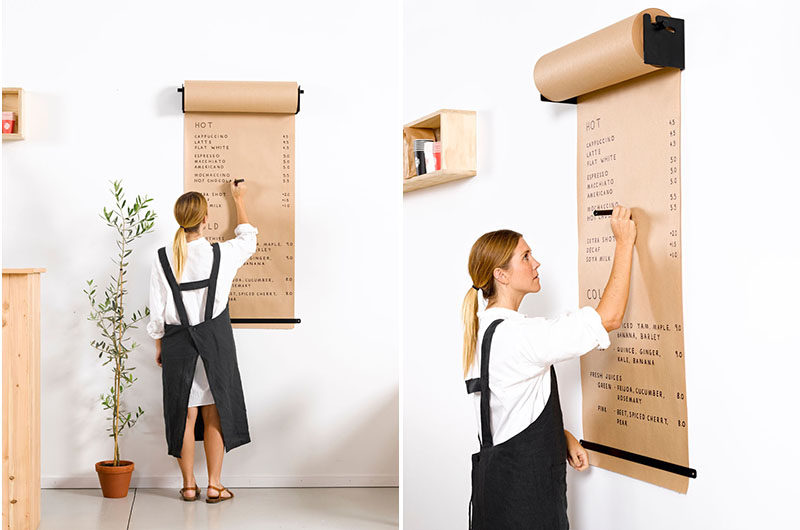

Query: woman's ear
493;267;508;286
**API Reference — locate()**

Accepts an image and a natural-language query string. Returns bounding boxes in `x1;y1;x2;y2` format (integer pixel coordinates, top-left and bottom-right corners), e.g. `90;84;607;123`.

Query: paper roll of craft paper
534;8;669;102
536;8;690;493
183;79;298;329
183;81;299;114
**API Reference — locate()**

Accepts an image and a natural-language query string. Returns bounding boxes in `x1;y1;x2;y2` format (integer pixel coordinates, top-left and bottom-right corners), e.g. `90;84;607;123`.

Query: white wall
2;0;399;488
403;0;800;528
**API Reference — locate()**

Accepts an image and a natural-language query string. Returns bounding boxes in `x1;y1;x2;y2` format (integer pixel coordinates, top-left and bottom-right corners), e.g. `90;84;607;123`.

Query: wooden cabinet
2;269;45;530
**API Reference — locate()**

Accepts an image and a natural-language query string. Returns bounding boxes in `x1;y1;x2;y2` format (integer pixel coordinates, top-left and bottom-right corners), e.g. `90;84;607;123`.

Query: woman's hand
565;430;589;471
610;205;636;247
230;179;247;200
155;338;162;367
230;179;250;225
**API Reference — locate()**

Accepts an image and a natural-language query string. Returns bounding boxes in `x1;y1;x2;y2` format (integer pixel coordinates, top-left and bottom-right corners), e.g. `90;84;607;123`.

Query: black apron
157;242;251;458
467;319;569;530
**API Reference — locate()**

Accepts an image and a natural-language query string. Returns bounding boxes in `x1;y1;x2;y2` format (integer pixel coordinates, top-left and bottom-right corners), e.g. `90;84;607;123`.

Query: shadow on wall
47;257;163;485
122;337;178;476
240;385;399;482
288;387;399;525
124;373;400;491
155;86;183;118
48;303;105;479
39;176;125;485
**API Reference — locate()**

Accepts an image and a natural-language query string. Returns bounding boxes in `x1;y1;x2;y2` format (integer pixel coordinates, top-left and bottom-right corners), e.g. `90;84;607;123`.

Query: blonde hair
461;229;521;377
172;191;208;282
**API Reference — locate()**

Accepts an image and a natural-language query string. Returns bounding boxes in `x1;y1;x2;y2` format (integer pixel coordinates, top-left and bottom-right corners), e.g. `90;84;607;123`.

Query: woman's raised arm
595;205;637;331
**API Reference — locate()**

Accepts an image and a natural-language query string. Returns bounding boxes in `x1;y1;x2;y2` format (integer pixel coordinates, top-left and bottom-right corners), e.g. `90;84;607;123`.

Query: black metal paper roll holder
177;84;304;114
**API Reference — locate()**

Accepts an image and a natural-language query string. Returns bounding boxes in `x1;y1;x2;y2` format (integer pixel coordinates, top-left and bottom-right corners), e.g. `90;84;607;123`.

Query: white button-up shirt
147;223;258;407
146;223;259;339
467;306;610;446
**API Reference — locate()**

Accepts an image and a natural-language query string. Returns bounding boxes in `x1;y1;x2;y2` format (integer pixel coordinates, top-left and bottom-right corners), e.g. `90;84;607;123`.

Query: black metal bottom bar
231;318;301;324
580;440;697;479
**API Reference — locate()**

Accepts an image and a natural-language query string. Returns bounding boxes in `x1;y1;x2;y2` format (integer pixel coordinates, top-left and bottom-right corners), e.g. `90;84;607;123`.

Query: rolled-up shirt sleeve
518;306;611;366
146;254;167;339
224;223;259;268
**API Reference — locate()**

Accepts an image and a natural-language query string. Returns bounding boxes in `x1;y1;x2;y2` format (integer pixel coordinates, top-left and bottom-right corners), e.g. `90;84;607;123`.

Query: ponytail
461;286;480;377
172;226;188;283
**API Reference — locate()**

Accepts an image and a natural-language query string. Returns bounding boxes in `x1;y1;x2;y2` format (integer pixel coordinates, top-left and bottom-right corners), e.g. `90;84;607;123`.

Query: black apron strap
465;378;481;394
179;279;209;291
157;247;190;326
479;318;504;449
204;242;221;321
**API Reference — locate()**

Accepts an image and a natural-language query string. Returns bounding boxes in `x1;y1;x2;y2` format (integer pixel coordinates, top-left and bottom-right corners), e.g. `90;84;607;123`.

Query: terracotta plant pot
95;460;134;498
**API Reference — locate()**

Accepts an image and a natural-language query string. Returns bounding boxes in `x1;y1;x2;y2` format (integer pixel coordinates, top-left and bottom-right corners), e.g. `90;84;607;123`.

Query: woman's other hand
155;338;162;367
565;430;589;471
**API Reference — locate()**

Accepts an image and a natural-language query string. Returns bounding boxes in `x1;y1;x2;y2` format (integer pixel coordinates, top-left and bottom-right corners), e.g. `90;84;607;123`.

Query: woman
147;180;256;503
463;206;636;529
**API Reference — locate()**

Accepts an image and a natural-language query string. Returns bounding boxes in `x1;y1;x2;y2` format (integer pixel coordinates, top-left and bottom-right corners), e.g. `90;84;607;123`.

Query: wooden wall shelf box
2;88;25;141
403;109;476;193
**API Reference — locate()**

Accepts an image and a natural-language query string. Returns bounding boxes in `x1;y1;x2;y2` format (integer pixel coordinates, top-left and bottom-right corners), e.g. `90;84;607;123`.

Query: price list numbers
667;117;681;261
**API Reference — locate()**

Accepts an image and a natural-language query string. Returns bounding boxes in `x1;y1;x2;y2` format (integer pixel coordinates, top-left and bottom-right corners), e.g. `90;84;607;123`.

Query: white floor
41;487;399;529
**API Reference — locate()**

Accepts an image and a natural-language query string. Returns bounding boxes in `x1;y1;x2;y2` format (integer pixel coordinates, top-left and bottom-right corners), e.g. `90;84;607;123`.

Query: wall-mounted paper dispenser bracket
177;85;304;114
295;88;304;114
643;14;685;70
539;13;685;104
540;94;578;104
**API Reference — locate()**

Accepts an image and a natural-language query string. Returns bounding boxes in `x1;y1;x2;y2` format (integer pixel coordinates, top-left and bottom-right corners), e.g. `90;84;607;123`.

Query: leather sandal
180;485;201;501
206;484;234;504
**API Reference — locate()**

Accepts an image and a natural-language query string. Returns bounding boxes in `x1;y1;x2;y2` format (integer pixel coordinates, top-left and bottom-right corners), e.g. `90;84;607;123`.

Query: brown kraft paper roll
533;8;669;101
184;81;298;114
